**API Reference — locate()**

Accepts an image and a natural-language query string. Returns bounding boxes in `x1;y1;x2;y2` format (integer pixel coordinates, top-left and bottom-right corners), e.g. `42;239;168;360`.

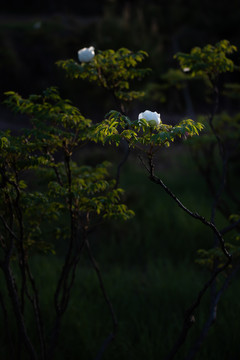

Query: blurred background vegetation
1;0;240;119
1;1;240;359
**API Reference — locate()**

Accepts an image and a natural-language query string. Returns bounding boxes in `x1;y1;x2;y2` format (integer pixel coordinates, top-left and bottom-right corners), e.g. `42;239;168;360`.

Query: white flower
78;46;95;63
183;67;190;72
138;110;161;126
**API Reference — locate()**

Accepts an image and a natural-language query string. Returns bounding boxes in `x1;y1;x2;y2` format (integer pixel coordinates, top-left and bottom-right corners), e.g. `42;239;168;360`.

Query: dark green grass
0;144;239;359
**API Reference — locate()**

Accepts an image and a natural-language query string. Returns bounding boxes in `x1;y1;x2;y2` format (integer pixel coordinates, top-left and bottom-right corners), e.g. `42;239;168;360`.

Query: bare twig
6;165;28;316
139;155;232;360
86;239;118;360
49;157;88;359
1;263;38;360
0;215;19;242
49;228;87;359
187;78;237;360
0;167;38;359
185;264;240;360
147;156;231;261
94;334;115;360
221;219;240;235
26;264;46;360
164;259;231;360
54;153;75;315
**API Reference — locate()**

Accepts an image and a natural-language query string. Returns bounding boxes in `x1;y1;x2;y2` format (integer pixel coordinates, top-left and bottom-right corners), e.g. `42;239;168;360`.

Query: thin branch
206;86;229;360
47;151;63;187
50;155;87;358
1;188;37;359
190;79;234;360
164;259;231;360
86;239;118;333
138;154;149;173
60;232;87;314
86;239;118;360
147;156;231;261
139;155;232;360
1;263;38;360
190;149;231;220
54;153;75;314
94;334;115;360
1;189;15;265
185;263;240;360
48;153;76;359
4;165;28;316
49;228;87;359
26;264;46;360
221;219;240;235
0;215;19;242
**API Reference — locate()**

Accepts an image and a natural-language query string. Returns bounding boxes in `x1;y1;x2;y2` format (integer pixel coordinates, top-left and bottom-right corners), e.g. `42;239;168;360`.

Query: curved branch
139;155;232;360
221;219;240;235
147;157;231;260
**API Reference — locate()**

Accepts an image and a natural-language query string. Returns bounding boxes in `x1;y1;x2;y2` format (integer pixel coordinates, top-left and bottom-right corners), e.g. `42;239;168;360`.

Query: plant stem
86;239;118;360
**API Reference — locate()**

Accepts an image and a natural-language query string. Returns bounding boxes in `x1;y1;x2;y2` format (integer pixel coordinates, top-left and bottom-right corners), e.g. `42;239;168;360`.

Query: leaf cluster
56;48;151;101
196;233;240;273
0;89;134;257
175;40;238;81
94;110;204;149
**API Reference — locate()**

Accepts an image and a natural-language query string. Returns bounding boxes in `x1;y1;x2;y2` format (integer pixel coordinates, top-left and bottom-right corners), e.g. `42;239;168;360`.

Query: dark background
1;0;240;125
1;3;240;359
